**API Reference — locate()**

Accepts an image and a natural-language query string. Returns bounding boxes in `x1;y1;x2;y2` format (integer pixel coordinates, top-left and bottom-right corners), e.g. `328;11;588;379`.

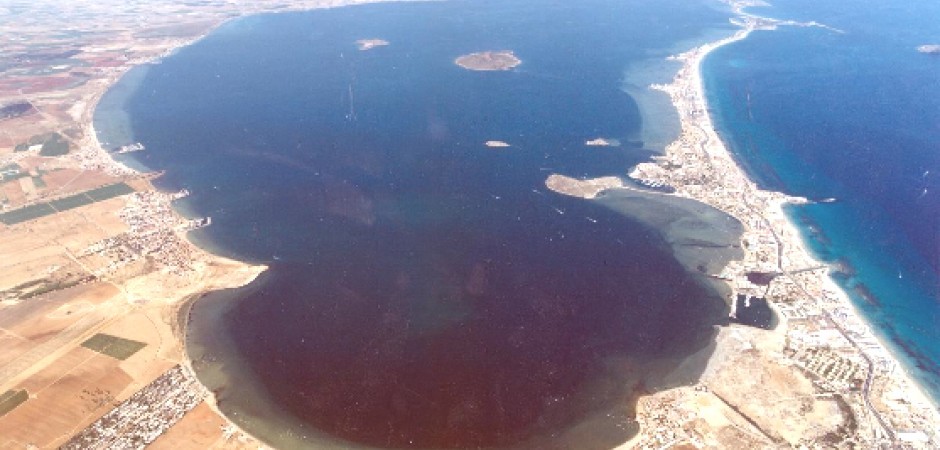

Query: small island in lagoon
585;137;621;147
545;174;624;199
455;50;521;71
356;38;388;50
484;140;511;148
916;44;940;55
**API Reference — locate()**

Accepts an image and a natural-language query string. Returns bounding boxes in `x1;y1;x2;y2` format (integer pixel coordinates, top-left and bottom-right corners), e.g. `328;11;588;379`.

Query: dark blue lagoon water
96;0;740;448
703;0;940;404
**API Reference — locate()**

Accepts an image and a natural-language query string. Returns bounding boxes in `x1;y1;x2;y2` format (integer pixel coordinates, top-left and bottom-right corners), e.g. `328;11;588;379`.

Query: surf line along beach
588;0;940;442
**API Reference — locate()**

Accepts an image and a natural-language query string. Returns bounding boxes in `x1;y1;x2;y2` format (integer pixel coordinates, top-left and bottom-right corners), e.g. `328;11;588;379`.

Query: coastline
549;0;938;444
63;0;936;447
76;1;413;446
130;2;745;448
81;18;268;280
627;0;939;441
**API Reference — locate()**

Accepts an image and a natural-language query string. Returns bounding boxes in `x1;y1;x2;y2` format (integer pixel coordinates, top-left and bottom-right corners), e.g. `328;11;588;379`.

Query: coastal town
548;1;938;448
0;0;937;448
605;2;938;447
0;0;371;448
61;365;208;449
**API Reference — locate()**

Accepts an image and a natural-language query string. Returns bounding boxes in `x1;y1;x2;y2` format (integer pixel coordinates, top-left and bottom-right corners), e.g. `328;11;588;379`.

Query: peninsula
455;50;521;71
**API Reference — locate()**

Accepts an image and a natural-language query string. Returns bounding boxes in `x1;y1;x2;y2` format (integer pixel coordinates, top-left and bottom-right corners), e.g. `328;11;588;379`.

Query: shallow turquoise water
703;0;940;405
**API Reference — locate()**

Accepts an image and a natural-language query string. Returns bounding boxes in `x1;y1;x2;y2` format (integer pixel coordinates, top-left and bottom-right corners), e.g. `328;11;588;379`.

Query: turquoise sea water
703;0;940;405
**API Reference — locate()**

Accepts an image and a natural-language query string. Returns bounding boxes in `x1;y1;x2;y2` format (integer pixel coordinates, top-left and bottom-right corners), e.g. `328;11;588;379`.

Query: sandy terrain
0;0;399;447
0;197;128;292
0;346;129;448
0;188;263;447
149;401;264;450
1;0;936;447
550;1;939;446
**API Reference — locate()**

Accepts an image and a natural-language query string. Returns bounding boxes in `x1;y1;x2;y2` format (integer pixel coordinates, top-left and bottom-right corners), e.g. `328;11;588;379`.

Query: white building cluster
626;5;940;445
81;189;209;275
62;365;205;449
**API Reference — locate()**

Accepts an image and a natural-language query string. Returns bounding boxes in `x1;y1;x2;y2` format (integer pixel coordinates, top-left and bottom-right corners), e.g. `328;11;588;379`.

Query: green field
49;193;94;211
0;203;57;224
85;182;134;200
0;163;24;182
0;389;28;417
0;182;135;225
81;333;147;360
39;133;69;156
12;132;70;156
